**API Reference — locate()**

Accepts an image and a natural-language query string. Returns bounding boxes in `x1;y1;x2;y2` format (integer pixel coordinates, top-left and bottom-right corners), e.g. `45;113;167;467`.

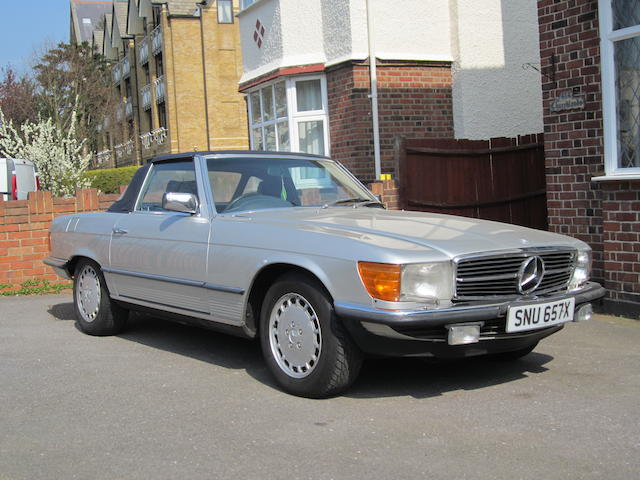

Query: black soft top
105;151;332;213
106;163;150;213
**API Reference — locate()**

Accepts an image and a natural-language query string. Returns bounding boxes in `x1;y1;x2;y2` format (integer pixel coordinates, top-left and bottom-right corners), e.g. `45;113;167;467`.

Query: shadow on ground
48;301;553;399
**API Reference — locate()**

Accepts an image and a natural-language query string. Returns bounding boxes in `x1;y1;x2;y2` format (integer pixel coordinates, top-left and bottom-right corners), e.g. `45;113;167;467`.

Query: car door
107;159;211;315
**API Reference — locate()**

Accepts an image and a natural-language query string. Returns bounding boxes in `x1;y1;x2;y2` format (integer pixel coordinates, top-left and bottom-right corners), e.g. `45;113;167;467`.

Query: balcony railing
112;63;122;85
140;84;152;111
154;75;165;104
125;97;133;118
140;127;168;150
96;149;112;165
152;25;163;55
114;139;134;160
122;56;130;79
138;37;149;65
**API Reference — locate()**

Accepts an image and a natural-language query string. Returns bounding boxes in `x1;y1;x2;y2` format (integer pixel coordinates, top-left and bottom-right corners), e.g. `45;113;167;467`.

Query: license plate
506;298;575;333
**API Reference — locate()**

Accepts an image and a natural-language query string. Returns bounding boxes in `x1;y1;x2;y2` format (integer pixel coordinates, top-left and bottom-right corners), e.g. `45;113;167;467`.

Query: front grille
455;249;575;300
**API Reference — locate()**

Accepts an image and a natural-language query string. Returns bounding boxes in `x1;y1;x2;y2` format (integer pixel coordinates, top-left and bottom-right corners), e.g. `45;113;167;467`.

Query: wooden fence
398;134;548;230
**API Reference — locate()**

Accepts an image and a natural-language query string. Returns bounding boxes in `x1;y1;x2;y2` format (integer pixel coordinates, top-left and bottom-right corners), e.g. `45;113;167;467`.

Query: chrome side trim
116;295;209;315
102;267;245;295
203;283;245;295
109;294;243;326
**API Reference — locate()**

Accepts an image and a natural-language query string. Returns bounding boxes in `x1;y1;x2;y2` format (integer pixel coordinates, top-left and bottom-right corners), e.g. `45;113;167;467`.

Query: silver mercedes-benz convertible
45;151;604;397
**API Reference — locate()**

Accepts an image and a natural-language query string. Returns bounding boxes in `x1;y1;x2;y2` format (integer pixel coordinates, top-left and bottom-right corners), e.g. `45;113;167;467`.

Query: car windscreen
206;156;376;213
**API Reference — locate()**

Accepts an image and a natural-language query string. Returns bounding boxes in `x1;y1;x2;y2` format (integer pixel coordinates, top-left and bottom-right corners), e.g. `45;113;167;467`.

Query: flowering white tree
0;108;91;197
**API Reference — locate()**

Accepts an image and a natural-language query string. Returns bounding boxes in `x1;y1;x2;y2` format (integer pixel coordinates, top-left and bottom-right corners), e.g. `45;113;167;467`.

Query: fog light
574;303;593;322
446;323;481;345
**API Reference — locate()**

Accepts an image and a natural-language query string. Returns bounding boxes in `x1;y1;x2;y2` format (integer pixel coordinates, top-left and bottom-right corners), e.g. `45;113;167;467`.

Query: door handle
112;228;128;235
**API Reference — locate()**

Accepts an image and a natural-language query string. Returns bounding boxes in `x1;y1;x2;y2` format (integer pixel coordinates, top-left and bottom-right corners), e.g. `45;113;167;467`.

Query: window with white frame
599;0;640;176
247;76;329;157
217;0;233;23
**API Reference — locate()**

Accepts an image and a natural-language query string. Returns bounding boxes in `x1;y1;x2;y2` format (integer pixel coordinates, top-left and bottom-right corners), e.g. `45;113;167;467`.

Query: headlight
401;262;453;301
357;261;453;303
568;248;592;290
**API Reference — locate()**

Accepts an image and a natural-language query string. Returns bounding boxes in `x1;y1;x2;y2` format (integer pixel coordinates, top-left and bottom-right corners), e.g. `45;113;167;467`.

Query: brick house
236;0;545;182
537;0;640;317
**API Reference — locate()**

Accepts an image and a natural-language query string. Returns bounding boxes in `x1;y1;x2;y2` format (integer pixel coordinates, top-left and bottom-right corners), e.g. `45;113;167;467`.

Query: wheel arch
244;262;333;338
65;251;103;278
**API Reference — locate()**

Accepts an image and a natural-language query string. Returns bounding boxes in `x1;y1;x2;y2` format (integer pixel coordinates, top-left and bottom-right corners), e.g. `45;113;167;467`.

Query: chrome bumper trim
43;257;71;279
43;257;68;269
335;282;605;327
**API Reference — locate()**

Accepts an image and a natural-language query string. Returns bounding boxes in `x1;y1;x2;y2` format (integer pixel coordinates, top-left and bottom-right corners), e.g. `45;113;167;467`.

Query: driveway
1;294;639;479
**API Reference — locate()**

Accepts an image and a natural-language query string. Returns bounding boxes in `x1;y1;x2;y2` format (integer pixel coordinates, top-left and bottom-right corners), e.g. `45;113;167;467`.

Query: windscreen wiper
323;198;386;208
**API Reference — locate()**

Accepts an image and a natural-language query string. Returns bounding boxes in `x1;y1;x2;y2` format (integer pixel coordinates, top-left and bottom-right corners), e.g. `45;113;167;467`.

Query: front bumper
335;282;605;358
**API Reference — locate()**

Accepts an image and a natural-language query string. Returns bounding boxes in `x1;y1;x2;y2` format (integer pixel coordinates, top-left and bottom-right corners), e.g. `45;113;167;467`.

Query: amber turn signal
357;262;401;302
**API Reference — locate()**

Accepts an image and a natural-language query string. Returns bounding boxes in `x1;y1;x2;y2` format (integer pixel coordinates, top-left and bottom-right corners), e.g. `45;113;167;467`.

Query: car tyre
260;273;363;398
73;259;128;336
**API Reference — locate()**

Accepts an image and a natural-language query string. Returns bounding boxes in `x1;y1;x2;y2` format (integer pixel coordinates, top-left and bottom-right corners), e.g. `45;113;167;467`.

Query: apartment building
71;0;249;167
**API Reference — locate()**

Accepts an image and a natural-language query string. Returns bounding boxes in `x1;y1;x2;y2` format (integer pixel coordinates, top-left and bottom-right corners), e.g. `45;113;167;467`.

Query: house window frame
217;0;233;24
247;74;330;158
598;0;640;178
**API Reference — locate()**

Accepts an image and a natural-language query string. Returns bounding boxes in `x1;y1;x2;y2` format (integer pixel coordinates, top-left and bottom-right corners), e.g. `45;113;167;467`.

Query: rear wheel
73;259;128;336
260;273;363;398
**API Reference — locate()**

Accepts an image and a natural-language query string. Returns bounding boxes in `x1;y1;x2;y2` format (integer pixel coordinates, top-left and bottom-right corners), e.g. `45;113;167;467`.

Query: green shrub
84;166;140;194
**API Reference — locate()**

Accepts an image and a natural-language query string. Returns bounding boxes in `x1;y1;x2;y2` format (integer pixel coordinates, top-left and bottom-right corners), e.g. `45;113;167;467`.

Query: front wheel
260;273;363;398
73;259;128;336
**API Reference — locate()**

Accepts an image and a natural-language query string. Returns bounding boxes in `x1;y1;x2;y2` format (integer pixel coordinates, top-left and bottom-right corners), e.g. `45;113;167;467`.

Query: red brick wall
601;181;640;309
327;61;453;182
538;0;640;316
538;0;604;280
0;190;120;285
369;179;400;210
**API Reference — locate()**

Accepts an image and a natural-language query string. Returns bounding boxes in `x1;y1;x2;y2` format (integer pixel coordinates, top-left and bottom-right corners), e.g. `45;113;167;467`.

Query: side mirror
162;192;199;214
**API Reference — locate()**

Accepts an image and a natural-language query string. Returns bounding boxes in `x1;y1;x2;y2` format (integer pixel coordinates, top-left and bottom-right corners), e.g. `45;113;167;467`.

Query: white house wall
239;0;285;83
240;0;453;81
281;0;325;67
345;0;453;64
451;0;543;139
239;0;543;140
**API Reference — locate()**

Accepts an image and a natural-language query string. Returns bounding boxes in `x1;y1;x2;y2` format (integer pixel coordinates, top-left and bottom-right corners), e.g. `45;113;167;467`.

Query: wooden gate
398;134;548;230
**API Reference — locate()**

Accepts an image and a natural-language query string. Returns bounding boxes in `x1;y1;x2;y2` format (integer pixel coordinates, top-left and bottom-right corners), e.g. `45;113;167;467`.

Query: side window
209;171;242;203
208;170;261;211
137;161;197;212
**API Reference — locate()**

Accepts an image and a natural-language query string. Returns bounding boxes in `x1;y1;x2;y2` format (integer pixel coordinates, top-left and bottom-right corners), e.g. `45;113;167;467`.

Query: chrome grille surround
454;247;576;301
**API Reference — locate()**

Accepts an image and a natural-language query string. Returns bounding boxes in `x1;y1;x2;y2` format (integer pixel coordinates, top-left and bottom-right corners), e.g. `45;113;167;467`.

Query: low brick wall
0;190;120;285
369;179;400;210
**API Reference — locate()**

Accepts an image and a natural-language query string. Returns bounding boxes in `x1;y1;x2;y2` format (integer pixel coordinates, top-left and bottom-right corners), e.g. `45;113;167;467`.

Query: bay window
247;76;329;157
599;0;640;177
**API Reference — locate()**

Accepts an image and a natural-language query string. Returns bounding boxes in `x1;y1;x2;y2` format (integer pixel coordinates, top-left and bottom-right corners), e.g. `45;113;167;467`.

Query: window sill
591;174;640;182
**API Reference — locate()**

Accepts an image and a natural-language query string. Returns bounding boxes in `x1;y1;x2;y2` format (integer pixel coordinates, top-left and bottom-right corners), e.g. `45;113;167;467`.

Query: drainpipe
366;0;382;180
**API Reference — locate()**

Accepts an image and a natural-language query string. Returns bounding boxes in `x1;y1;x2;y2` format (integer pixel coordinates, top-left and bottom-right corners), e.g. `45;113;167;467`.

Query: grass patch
0;279;72;296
